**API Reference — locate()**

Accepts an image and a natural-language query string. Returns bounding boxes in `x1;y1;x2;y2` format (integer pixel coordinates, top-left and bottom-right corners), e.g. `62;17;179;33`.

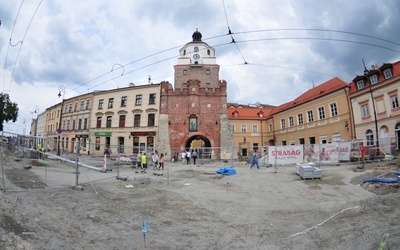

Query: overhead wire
2;0;24;92
221;0;248;64
5;0;44;94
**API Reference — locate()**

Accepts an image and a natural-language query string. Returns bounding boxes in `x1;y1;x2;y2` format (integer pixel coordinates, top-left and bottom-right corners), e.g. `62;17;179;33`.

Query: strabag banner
268;145;303;165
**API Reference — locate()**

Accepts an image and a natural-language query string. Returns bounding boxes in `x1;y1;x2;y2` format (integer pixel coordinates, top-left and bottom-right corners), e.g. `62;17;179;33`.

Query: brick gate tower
159;28;232;159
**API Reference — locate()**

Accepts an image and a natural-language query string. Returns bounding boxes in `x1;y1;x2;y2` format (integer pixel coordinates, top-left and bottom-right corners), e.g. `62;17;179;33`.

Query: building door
395;123;400;150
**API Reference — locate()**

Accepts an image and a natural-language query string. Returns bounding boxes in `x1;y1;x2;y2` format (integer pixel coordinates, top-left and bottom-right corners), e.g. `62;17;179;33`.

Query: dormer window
356;80;365;90
194;47;199;52
258;111;264;117
370;74;378;85
233;111;239;117
383;68;392;79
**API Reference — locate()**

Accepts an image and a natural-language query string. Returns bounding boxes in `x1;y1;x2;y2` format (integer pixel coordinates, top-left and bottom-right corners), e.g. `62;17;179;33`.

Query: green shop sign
94;132;112;137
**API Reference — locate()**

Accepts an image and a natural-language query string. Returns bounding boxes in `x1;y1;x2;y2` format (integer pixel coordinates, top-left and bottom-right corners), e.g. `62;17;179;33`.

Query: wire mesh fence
0;130;397;192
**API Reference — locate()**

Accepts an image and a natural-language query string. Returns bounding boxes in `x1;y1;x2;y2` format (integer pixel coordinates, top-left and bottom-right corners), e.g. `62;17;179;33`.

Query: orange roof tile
270;77;349;116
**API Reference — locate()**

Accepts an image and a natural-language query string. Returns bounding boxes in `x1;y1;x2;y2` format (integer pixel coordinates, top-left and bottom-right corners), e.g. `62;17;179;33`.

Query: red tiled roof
227;103;275;119
349;61;400;94
270;77;349;115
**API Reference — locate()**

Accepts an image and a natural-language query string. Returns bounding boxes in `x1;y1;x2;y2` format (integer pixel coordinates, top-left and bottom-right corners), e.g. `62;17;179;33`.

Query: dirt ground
0;151;400;250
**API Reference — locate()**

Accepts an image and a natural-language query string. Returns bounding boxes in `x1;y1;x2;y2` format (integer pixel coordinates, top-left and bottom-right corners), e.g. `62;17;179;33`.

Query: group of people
181;149;198;165
134;150;164;173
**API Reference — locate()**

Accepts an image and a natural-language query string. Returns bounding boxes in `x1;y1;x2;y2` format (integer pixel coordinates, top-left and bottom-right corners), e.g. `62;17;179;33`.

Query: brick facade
159;29;230;155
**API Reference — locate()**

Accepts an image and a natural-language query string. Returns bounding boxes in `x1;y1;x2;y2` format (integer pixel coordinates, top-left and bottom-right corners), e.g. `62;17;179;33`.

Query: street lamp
57;85;65;156
364;67;380;157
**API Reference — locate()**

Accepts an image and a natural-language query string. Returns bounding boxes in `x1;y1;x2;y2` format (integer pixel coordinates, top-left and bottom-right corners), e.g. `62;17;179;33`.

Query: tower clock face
193;54;200;60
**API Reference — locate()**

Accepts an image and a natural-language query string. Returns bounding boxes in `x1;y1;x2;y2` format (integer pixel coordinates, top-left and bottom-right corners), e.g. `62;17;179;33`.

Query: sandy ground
0;151;400;250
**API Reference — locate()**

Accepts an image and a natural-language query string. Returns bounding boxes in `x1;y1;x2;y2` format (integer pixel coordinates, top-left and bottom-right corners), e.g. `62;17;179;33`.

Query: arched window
194;47;199;52
366;129;374;146
207;49;210;55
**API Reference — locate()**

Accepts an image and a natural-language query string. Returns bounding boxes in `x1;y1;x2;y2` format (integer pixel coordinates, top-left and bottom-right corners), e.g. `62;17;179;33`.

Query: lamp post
57;85;65;156
364;68;379;156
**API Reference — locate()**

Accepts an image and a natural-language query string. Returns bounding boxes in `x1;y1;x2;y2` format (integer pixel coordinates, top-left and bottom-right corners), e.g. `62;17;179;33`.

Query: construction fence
0;131;236;192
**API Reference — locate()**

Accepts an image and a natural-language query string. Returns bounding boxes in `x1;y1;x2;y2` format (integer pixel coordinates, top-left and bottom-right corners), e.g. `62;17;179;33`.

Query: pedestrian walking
186;150;191;165
141;152;148;173
152;150;159;170
181;151;186;164
250;149;260;169
158;153;165;170
192;149;198;165
135;152;142;173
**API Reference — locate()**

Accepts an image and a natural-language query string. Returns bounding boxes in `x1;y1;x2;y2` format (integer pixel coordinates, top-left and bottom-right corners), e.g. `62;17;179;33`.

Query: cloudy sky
1;0;400;134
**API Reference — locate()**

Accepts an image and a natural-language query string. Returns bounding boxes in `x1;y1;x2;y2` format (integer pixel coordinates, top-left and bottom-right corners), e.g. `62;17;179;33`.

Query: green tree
0;92;19;132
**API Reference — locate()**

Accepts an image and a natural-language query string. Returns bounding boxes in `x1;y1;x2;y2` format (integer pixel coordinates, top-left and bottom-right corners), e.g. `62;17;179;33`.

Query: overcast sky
1;0;400;134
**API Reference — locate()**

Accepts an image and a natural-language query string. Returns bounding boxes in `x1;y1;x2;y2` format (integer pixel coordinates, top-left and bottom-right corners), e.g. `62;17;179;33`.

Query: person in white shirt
186;150;191;165
181;151;186;164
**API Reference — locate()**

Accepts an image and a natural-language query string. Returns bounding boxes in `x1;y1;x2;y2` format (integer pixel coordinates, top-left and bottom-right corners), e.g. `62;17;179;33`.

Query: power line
3;0;44;94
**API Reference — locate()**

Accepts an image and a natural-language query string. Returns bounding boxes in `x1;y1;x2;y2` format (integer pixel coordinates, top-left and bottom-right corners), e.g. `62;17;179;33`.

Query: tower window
183;50;186;56
207;49;210;55
194;47;199;52
183;70;187;75
206;69;210;75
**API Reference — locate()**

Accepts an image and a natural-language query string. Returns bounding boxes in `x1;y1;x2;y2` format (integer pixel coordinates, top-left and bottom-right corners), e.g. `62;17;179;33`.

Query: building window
183;70;187;75
361;104;370;118
207;49;210;55
134;114;141;127
84;118;87;129
268;124;272;132
391;95;399;109
149;94;156;105
96;117;101;128
307;110;314;122
229;125;235;132
98;99;104;109
282;140;287;146
64;105;68;113
370;74;378;85
253;143;259;151
74;102;78;112
297;113;303;125
106;116;112;128
206;69;210;75
135;95;142;106
299;138;305;144
281;119;286;129
330;103;338;117
252;125;258;133
67;120;70;130
241;125;247;132
383;68;392;79
206;83;211;89
194;46;199;52
68;104;72;113
148;114;155;127
356;80;365;90
318;107;325;120
72;120;75;130
80;100;84;110
119;115;126;127
108;98;114;108
78;119;82;130
95;137;100;151
121;96;127;107
366;129;374;146
86;100;90;110
288;116;294;127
